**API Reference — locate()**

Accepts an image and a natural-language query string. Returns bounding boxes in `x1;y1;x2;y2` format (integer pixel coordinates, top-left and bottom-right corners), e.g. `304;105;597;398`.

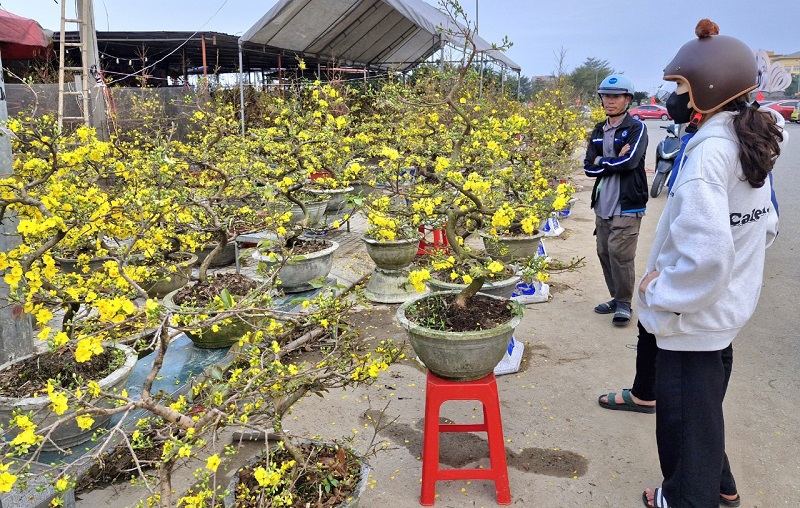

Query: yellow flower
0;470;17;493
48;390;69;416
75;414;95;430
55;476;70;492
487;261;504;274
206;454;221;472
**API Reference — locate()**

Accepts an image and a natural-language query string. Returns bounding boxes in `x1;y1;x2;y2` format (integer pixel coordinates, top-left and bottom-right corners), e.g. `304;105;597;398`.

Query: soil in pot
172;273;259;307
228;442;364;508
75;421;167;493
404;293;514;332
0;348;126;398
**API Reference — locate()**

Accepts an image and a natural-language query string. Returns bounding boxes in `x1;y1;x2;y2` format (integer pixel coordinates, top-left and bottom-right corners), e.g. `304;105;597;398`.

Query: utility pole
0;50;34;363
79;0;108;140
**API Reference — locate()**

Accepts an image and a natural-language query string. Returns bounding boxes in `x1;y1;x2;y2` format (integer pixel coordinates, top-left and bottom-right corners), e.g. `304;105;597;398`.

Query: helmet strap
685;112;703;133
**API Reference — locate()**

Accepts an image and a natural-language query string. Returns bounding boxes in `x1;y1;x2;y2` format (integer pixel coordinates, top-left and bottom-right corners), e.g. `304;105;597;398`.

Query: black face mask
666;92;692;124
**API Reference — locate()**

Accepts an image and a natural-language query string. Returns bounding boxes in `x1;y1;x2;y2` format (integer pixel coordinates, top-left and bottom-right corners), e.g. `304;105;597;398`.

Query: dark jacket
583;113;649;213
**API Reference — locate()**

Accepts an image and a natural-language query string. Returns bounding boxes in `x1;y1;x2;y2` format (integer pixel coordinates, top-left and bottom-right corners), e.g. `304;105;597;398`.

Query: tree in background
568;57;614;104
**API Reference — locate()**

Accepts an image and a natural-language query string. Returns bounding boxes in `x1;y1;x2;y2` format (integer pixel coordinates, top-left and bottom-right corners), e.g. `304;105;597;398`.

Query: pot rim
0;343;137;404
396;289;523;339
360;235;422;245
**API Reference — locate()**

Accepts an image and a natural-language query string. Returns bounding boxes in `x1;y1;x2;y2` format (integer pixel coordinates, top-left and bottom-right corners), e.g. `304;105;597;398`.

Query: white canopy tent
239;0;520;72
236;0;522;132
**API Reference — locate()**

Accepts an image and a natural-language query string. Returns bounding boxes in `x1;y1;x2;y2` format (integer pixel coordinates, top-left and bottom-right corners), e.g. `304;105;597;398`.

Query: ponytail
723;96;783;188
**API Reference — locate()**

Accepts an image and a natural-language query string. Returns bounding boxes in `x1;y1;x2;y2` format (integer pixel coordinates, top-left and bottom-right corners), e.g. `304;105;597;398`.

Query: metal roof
54;30;330;85
240;0;521;72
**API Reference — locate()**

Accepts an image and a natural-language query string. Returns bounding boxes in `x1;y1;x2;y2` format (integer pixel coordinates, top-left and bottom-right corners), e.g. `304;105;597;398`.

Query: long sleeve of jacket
583;121;648;178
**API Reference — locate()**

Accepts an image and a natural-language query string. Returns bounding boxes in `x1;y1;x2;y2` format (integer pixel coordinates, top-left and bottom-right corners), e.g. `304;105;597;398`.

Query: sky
2;0;799;96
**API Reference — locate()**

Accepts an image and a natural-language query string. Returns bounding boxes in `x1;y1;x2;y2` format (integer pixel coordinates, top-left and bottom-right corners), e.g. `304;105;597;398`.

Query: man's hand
619;143;631;157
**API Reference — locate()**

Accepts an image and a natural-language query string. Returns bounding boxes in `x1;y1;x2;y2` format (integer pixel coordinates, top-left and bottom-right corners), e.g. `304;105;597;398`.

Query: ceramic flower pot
0;343;137;452
481;231;544;263
396;291;523;381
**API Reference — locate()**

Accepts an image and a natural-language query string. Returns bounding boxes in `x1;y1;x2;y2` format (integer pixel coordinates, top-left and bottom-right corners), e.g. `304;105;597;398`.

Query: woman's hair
721;95;783;188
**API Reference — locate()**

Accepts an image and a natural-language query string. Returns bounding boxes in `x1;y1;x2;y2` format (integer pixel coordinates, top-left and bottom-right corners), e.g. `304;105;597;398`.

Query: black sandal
594;300;616;314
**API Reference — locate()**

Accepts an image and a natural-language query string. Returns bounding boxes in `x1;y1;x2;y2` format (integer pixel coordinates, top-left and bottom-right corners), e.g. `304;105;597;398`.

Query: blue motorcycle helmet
597;74;635;98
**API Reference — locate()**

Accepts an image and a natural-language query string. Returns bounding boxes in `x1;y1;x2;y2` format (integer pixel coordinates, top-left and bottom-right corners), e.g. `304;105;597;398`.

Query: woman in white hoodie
640;20;786;508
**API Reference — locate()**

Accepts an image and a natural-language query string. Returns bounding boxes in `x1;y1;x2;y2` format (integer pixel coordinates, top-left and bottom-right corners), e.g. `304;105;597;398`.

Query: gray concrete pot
223;440;370;508
362;236;419;270
362;236;421;303
0;343;137;451
256;240;339;293
396;290;523;381
481;230;544;263
307;186;354;214
426;274;521;299
288;200;329;226
133;251;197;298
195;242;236;268
162;289;255;349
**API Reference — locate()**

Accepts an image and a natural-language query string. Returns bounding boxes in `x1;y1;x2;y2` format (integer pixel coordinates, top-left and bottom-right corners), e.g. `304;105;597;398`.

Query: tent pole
479;55;485;98
238;41;245;136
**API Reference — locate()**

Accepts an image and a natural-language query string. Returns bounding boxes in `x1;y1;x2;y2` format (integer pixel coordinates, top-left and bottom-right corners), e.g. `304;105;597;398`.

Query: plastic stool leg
420;393;441;505
482;400;511;504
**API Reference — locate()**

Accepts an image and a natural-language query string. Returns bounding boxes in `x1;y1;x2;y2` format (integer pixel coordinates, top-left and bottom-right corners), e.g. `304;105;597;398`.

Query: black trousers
639;325;737;507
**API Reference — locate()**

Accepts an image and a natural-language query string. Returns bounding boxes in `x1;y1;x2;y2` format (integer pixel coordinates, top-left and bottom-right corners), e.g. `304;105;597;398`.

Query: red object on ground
0;10;50;60
650;96;656;104
417;226;449;255
420;371;511;505
309;171;332;181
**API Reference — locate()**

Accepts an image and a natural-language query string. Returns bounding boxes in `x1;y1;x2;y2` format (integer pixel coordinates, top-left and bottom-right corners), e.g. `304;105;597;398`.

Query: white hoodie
637;109;786;352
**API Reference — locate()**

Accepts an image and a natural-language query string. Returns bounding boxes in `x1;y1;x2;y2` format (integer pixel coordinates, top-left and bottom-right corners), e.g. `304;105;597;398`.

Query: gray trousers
595;215;641;306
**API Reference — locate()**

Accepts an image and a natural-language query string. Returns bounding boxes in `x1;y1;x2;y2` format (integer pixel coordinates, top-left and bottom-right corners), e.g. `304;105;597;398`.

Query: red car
765;99;800;121
628;105;671;121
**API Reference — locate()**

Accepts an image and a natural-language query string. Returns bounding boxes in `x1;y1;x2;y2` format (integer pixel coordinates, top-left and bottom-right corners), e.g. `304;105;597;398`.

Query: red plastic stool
417;226;449;255
420;370;511;505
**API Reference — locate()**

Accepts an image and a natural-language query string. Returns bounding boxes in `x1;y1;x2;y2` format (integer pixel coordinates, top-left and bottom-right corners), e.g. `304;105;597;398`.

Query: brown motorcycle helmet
663;19;758;114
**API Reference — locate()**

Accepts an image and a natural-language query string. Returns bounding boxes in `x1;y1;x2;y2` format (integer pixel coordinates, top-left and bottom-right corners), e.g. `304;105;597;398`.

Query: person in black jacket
583;74;649;326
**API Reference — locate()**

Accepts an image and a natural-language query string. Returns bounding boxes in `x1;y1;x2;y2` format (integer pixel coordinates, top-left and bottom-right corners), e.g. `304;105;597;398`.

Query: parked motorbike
651;123;683;198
